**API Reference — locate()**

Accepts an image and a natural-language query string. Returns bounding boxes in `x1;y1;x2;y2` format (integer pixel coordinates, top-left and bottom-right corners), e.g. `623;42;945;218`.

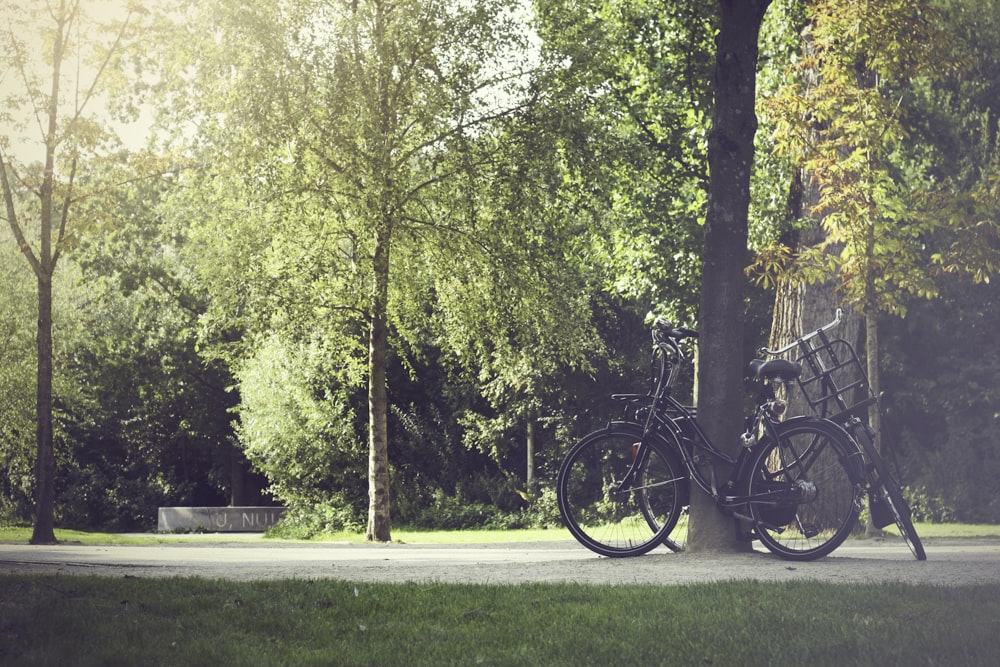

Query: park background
1;0;998;541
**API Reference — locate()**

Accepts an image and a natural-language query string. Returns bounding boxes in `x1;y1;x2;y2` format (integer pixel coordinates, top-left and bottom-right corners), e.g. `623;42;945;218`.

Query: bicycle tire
557;422;688;558
746;417;864;561
863;442;927;561
638;452;689;553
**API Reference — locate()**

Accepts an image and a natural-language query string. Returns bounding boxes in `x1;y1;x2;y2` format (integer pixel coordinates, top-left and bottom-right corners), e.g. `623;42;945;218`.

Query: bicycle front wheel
746;418;864;561
557;423;688;558
864;442;927;561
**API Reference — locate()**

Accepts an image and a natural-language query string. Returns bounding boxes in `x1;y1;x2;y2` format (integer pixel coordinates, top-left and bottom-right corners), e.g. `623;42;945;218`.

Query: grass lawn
1;523;998;665
0;525;576;545
0;575;997;666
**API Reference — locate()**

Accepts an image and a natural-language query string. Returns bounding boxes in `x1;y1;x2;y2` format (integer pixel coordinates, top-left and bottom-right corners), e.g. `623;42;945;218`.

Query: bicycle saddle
749;358;802;382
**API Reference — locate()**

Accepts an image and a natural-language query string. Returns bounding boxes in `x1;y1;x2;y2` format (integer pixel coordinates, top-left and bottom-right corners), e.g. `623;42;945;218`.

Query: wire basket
791;334;878;424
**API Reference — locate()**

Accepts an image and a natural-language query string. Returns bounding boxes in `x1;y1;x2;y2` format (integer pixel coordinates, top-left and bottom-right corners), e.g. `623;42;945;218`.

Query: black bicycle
760;309;926;560
557;312;869;561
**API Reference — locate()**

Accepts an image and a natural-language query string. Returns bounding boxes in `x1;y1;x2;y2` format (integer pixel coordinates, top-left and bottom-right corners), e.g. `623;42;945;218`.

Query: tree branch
0;149;43;277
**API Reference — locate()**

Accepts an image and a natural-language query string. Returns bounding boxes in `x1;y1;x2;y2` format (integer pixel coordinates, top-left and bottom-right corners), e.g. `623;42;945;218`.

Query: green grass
897;522;1000;538
0;527;175;545
2;523;998;664
0;525;577;545
1;575;998;666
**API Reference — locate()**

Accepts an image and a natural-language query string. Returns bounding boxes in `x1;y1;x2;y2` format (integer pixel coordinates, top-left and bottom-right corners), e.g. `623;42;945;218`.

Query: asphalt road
2;536;998;586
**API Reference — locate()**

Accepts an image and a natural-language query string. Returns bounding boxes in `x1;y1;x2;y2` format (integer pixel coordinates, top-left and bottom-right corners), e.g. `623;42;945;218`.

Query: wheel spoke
748;419;862;560
558;425;688;558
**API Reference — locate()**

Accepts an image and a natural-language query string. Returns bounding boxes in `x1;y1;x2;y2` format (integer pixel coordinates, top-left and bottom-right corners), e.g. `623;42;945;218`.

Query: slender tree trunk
28;10;64;544
526;417;536;492
864;323;880;432
862;218;884;536
688;0;771;554
863;312;883;535
364;0;394;543
31;272;57;544
366;221;392;542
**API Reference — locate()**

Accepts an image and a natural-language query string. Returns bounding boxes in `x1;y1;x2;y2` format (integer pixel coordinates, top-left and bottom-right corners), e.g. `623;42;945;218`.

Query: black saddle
749;358;802;383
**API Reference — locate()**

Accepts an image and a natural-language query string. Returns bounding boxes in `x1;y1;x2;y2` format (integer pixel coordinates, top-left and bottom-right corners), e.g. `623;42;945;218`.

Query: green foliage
0;0;994;536
0;239;35;522
267;502;363;539
237;334;365;510
905;487;958;524
146;0;714;531
395;471;559;530
763;0;977;314
751;0;809;250
748;0;1000;530
533;0;716;322
149;0;610;535
763;0;1000;306
52;281;236;530
414;490;509;530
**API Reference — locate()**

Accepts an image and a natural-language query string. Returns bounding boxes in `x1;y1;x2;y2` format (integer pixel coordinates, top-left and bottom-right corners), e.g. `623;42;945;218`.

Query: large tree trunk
688;0;771;554
770;275;861;414
768;162;861;417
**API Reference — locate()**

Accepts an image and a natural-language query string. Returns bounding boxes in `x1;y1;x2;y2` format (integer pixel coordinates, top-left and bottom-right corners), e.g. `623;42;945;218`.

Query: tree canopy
1;0;997;539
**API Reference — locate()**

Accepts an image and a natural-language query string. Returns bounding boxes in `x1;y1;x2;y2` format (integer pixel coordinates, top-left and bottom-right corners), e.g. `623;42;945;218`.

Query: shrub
267;500;364;539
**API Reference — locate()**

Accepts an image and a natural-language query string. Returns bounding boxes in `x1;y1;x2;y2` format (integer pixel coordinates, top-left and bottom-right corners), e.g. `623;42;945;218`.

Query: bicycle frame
612;326;809;517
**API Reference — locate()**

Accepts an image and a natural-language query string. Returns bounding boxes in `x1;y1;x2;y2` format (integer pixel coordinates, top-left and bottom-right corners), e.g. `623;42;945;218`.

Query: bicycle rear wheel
557;423;688;558
746;418;864;561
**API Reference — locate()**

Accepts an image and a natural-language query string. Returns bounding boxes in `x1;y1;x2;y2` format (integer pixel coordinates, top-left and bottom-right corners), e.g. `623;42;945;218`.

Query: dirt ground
2;536;999;586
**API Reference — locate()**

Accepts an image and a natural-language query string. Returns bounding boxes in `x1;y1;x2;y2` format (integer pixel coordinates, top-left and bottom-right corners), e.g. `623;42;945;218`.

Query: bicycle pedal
800;523;820;539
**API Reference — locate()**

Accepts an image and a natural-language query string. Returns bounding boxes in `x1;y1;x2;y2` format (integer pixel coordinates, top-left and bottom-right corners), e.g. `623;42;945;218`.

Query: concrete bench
157;506;286;533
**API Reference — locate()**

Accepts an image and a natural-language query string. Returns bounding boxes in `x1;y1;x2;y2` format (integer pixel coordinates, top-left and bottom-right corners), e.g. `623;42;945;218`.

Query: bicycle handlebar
652;316;699;343
760;308;843;356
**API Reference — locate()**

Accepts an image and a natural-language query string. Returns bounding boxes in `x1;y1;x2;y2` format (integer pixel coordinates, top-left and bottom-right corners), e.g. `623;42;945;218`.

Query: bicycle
760;309;926;560
557;311;868;561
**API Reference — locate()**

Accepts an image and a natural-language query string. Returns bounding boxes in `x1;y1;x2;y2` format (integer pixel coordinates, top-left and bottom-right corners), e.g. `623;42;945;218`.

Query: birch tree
0;0;146;543
157;0;557;541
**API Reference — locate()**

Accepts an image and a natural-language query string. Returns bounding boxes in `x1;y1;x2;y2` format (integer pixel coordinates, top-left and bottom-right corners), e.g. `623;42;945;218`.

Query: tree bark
526;417;536;492
366;220;392;542
688;0;771;554
769;165;864;526
31;272;57;545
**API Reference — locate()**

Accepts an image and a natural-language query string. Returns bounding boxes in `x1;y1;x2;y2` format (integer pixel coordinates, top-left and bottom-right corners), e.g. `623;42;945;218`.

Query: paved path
2;537;998;586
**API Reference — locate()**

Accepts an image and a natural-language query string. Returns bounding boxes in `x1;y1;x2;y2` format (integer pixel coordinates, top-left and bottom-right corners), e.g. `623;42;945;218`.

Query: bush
906;486;957;524
409;485;563;531
521;486;563;529
267;500;364;539
415;490;504;529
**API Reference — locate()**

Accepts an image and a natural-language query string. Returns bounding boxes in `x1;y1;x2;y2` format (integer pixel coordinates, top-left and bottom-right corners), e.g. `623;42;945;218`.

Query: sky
1;0;155;165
